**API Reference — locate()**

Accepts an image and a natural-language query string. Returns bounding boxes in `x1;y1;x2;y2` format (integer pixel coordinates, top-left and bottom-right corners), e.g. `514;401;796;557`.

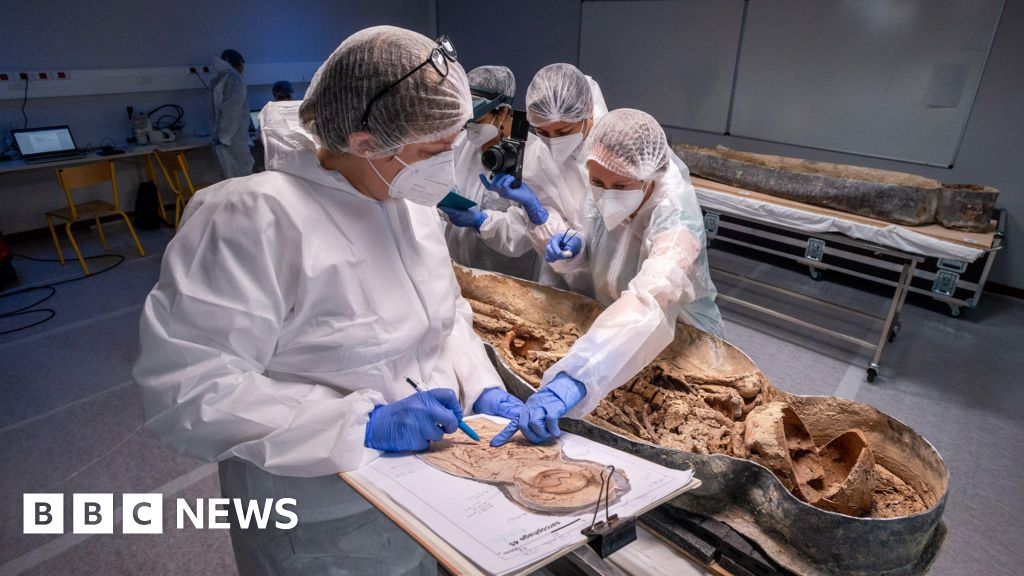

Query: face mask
539;123;587;164
465;119;500;147
592;183;645;229
367;150;455;206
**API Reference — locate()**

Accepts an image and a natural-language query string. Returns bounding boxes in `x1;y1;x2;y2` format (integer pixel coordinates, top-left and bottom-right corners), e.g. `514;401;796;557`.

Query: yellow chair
47;161;145;275
148;150;201;228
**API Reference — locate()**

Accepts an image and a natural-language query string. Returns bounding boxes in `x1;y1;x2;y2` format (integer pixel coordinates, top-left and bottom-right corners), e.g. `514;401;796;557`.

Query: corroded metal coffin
457;266;948;576
675;143;997;232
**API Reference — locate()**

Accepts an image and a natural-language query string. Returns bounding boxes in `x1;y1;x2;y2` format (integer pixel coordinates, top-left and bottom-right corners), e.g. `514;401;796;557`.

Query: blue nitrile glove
364;389;464;452
492;372;586;446
440;206;487;230
479;173;548;225
545;233;582;262
473;387;545;447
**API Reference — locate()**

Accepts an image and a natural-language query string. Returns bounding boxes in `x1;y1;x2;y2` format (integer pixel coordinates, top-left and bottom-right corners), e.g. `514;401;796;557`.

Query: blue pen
405;377;480;442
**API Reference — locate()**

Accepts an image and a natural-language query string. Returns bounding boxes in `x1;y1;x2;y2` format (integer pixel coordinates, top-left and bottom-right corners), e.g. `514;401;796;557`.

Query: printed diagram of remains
417;418;631;514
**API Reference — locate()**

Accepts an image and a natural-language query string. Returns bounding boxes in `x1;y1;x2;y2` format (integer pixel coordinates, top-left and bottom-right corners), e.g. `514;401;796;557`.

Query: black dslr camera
481;109;529;188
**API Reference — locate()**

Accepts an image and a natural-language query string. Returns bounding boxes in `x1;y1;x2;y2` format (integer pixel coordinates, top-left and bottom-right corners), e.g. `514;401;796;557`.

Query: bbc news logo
24;494;297;534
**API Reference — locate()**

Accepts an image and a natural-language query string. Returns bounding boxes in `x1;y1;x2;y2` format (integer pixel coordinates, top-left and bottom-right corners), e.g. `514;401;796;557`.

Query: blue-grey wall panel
579;0;744;133
437;0;581;105
729;0;1004;167
0;0;434;69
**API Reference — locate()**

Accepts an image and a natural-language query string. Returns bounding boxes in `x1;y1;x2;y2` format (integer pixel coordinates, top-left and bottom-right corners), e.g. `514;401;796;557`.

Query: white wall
0;0;434;237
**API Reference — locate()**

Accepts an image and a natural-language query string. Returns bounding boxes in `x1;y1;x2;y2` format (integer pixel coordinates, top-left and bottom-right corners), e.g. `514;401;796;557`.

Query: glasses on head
360;35;458;128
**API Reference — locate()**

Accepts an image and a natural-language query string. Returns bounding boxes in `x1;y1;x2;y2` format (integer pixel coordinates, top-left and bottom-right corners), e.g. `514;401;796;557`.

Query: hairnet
467;66;515;103
586;109;670;181
299;26;472;158
525;63;593;126
220;49;245;68
272;80;294;98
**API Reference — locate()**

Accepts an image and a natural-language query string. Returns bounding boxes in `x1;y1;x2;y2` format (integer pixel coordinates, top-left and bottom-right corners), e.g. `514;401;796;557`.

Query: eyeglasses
360;35;458;128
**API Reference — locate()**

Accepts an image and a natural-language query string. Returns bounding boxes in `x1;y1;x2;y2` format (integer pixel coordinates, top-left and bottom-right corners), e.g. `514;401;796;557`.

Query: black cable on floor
0;253;127;336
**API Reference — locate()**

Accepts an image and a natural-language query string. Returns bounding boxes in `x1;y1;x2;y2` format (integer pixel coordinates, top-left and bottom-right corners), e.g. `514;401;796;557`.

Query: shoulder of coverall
644;161;705;239
181;172;308;236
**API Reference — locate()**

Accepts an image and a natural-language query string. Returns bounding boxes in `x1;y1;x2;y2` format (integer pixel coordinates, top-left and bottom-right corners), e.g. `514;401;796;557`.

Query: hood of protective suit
259;100;361;195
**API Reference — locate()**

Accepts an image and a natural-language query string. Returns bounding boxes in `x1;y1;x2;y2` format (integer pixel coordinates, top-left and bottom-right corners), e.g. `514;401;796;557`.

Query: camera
481;109;529;188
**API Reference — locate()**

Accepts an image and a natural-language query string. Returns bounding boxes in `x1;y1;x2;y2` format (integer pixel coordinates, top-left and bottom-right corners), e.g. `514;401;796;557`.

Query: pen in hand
405;377;480;442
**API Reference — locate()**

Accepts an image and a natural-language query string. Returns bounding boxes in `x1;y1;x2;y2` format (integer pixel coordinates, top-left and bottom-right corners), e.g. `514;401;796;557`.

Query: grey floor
0;221;1021;576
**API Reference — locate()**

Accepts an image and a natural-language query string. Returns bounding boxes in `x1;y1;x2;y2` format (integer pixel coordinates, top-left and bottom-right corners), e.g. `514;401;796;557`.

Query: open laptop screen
14;127;76;156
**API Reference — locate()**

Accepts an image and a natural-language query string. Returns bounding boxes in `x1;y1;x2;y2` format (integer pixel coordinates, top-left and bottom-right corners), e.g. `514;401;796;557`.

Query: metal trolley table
694;177;1005;382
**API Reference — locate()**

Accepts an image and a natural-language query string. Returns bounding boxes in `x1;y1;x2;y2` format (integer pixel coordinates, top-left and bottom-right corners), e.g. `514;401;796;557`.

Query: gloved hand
545;233;582;262
479;173;548;225
440;206;487;230
473;385;544;444
364;389;464;452
473;387;544;447
491;372;586;446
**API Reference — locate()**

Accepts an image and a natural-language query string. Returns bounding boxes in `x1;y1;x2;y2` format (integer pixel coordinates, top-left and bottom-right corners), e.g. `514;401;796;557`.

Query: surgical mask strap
366;156;398;191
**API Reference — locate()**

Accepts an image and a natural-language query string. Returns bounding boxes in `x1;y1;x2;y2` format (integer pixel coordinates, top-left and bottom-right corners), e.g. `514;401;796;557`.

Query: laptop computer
13;126;86;164
250;110;261;133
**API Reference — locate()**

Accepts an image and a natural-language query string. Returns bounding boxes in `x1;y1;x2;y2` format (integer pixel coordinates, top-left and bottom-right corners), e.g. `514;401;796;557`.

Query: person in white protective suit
439;65;538;280
490;109;724;446
446;63;608;287
211;49;254;179
134;27;542;576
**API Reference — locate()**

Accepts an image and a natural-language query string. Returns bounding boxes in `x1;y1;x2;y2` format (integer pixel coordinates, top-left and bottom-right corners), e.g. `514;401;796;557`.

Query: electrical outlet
37;72;48;80
57;71;66;79
0;73;9;81
19;73;28;80
202;66;209;73
189;66;197;74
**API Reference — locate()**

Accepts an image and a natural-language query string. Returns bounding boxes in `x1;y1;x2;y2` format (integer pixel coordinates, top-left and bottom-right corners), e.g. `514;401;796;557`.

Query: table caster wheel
866;367;878;383
888;321;901;342
948;305;962;318
809;267;823;281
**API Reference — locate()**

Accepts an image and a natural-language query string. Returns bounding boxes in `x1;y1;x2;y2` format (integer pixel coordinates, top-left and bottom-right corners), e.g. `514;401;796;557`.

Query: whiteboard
580;0;745;133
729;0;1004;167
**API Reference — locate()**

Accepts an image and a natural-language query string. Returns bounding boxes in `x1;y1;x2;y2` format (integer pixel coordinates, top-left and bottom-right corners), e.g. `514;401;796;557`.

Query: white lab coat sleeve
448;296;505;413
215;74;246;146
477;205;538;257
540;227;701;419
134;193;384;477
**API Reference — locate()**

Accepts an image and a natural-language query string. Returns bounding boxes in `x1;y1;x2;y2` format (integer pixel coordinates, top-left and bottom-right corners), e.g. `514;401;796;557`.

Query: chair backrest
56;161;118;219
152;150;196;195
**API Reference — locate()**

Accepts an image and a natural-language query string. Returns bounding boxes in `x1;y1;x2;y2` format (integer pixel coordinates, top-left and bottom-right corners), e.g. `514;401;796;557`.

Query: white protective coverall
445;132;538;280
543;159;724;418
211;60;254;179
134;101;502;575
478;77;608;286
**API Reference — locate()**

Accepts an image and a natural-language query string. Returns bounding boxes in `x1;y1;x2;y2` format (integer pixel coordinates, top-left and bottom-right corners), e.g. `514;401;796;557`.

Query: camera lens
481;146;505;172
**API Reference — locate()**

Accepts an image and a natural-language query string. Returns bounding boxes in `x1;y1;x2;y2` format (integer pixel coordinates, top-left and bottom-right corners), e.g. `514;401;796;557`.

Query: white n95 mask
465;120;500;147
368;150;456;206
592;184;645;229
540;131;585;165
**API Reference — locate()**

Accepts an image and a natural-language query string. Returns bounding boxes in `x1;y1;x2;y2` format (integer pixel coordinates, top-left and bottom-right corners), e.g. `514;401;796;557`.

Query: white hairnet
526;63;593;126
299;26;472;158
586;109;669;181
468;65;516;102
